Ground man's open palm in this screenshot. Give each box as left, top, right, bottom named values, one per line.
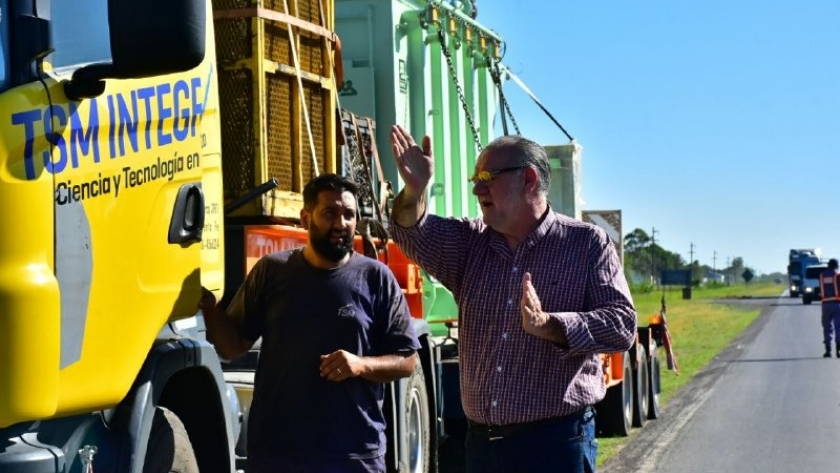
left=390, top=125, right=433, bottom=194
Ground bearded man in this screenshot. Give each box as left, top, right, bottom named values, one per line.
left=201, top=173, right=420, bottom=473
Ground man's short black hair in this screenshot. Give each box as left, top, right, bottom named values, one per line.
left=829, top=258, right=839, bottom=270
left=302, top=173, right=359, bottom=209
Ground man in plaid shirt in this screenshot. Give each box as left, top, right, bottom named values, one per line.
left=389, top=125, right=637, bottom=473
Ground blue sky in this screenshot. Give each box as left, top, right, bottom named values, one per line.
left=477, top=1, right=840, bottom=275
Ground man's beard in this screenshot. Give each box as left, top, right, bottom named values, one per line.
left=310, top=224, right=354, bottom=262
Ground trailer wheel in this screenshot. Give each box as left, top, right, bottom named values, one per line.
left=405, top=362, right=430, bottom=473
left=647, top=342, right=661, bottom=420
left=596, top=353, right=633, bottom=437
left=632, top=348, right=649, bottom=428
left=143, top=407, right=199, bottom=473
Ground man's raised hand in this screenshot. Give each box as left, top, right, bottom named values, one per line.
left=390, top=125, right=433, bottom=196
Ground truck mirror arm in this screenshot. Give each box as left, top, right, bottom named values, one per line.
left=224, top=178, right=280, bottom=216
left=63, top=63, right=112, bottom=100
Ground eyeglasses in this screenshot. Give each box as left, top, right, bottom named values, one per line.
left=468, top=166, right=526, bottom=185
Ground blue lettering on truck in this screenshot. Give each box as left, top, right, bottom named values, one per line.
left=11, top=76, right=205, bottom=180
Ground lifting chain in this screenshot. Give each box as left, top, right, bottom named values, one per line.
left=436, top=25, right=484, bottom=153
left=489, top=59, right=521, bottom=136
left=469, top=0, right=478, bottom=19
left=341, top=115, right=376, bottom=218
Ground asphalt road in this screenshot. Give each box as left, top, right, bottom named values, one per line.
left=602, top=294, right=840, bottom=473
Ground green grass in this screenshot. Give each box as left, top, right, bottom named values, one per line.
left=596, top=281, right=785, bottom=465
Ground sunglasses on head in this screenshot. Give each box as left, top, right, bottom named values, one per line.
left=468, top=166, right=527, bottom=185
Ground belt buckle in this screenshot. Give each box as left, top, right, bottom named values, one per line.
left=488, top=427, right=503, bottom=441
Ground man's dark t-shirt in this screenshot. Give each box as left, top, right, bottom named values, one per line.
left=226, top=249, right=420, bottom=462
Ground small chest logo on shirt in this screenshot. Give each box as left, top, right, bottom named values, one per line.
left=338, top=305, right=356, bottom=318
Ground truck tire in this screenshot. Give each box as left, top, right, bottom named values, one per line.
left=596, top=353, right=633, bottom=437
left=647, top=342, right=662, bottom=420
left=631, top=348, right=649, bottom=428
left=639, top=330, right=662, bottom=420
left=143, top=407, right=199, bottom=473
left=404, top=362, right=430, bottom=473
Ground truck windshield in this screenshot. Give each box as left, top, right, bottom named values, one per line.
left=0, top=0, right=9, bottom=92
left=806, top=266, right=827, bottom=279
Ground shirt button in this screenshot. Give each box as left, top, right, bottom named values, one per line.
left=513, top=266, right=519, bottom=273
left=491, top=400, right=498, bottom=408
left=507, top=298, right=513, bottom=306
left=502, top=332, right=508, bottom=340
left=497, top=366, right=503, bottom=372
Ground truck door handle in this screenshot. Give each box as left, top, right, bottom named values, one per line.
left=169, top=183, right=205, bottom=244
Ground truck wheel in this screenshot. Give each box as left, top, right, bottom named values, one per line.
left=405, top=362, right=430, bottom=473
left=596, top=353, right=633, bottom=437
left=143, top=407, right=199, bottom=473
left=647, top=343, right=662, bottom=420
left=632, top=348, right=649, bottom=428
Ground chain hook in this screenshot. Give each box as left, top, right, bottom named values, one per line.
left=436, top=22, right=483, bottom=153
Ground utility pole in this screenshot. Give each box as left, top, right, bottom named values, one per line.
left=650, top=227, right=658, bottom=285
left=689, top=242, right=695, bottom=281
left=713, top=251, right=717, bottom=278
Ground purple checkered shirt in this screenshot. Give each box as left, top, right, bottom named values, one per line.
left=392, top=209, right=637, bottom=425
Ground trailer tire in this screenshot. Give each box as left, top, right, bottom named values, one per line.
left=405, top=362, right=430, bottom=473
left=596, top=353, right=633, bottom=437
left=143, top=407, right=199, bottom=473
left=632, top=348, right=649, bottom=428
left=647, top=343, right=661, bottom=420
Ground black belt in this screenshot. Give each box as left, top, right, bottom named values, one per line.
left=467, top=406, right=593, bottom=439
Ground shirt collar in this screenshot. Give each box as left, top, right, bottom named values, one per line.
left=523, top=206, right=556, bottom=248
left=487, top=205, right=556, bottom=252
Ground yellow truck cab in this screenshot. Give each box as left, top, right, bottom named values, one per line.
left=0, top=1, right=237, bottom=472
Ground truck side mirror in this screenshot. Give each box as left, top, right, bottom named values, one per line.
left=64, top=0, right=206, bottom=100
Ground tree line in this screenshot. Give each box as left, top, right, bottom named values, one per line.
left=622, top=228, right=767, bottom=287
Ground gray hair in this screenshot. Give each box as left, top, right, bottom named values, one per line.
left=482, top=135, right=551, bottom=194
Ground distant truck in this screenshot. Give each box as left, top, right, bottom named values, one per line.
left=788, top=249, right=822, bottom=298
left=802, top=262, right=829, bottom=305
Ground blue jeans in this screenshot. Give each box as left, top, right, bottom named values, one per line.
left=823, top=302, right=840, bottom=348
left=465, top=407, right=598, bottom=473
